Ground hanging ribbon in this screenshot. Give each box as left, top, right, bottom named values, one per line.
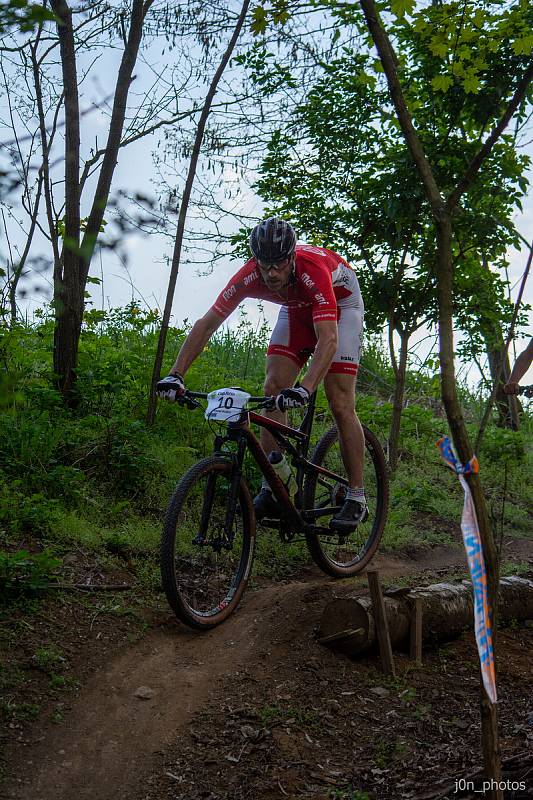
left=437, top=436, right=497, bottom=704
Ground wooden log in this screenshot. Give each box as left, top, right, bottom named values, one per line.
left=319, top=576, right=533, bottom=657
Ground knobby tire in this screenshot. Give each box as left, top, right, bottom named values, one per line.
left=303, top=425, right=388, bottom=577
left=160, top=456, right=255, bottom=629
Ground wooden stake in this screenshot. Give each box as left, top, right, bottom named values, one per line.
left=409, top=597, right=423, bottom=665
left=367, top=569, right=395, bottom=676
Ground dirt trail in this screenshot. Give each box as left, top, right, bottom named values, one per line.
left=5, top=582, right=297, bottom=800
left=4, top=544, right=528, bottom=800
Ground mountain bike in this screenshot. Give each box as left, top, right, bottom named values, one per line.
left=160, top=387, right=388, bottom=629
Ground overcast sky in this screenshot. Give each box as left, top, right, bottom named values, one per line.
left=2, top=5, right=532, bottom=384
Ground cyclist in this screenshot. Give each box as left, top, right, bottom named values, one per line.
left=504, top=337, right=533, bottom=394
left=156, top=217, right=366, bottom=531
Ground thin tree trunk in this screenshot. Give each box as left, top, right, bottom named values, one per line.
left=79, top=0, right=153, bottom=284
left=7, top=170, right=44, bottom=326
left=388, top=327, right=409, bottom=473
left=356, top=2, right=533, bottom=795
left=485, top=338, right=518, bottom=428
left=434, top=214, right=502, bottom=790
left=51, top=0, right=81, bottom=403
left=480, top=257, right=520, bottom=429
left=51, top=0, right=153, bottom=402
left=31, top=34, right=62, bottom=282
left=476, top=244, right=532, bottom=449
left=146, top=0, right=251, bottom=426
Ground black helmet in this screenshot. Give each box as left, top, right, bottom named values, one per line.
left=249, top=217, right=296, bottom=263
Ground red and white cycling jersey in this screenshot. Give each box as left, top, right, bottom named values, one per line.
left=211, top=244, right=364, bottom=375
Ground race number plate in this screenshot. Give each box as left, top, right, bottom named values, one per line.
left=205, top=388, right=251, bottom=423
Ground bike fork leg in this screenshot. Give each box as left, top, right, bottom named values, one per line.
left=223, top=439, right=247, bottom=546
left=194, top=471, right=217, bottom=544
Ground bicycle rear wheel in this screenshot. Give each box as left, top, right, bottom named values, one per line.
left=160, top=456, right=255, bottom=629
left=303, top=425, right=388, bottom=577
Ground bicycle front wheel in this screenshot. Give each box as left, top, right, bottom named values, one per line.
left=160, top=456, right=255, bottom=629
left=303, top=425, right=388, bottom=577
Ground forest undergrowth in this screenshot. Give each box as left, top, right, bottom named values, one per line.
left=0, top=303, right=531, bottom=597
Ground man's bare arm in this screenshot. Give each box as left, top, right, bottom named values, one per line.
left=300, top=319, right=338, bottom=393
left=170, top=309, right=224, bottom=377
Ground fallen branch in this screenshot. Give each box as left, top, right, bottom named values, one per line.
left=45, top=582, right=132, bottom=591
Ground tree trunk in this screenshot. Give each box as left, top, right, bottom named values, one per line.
left=319, top=576, right=533, bottom=657
left=51, top=0, right=81, bottom=404
left=355, top=3, right=533, bottom=793
left=388, top=327, right=409, bottom=473
left=434, top=211, right=503, bottom=792
left=52, top=0, right=152, bottom=403
left=146, top=0, right=251, bottom=426
left=485, top=338, right=520, bottom=429
left=476, top=243, right=532, bottom=449
left=480, top=257, right=520, bottom=429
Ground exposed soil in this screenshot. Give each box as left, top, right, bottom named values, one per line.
left=1, top=537, right=532, bottom=800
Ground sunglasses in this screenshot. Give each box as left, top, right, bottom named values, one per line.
left=255, top=255, right=292, bottom=272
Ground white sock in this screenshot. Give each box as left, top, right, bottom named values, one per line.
left=346, top=487, right=366, bottom=505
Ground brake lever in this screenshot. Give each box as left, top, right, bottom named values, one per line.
left=178, top=394, right=200, bottom=410
left=259, top=396, right=276, bottom=411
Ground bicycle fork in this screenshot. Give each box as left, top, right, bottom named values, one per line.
left=194, top=438, right=246, bottom=550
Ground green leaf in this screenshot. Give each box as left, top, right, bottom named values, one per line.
left=431, top=74, right=453, bottom=93
left=86, top=276, right=102, bottom=285
left=512, top=35, right=533, bottom=56
left=429, top=40, right=448, bottom=59
left=391, top=0, right=415, bottom=18
left=250, top=5, right=268, bottom=36
left=373, top=58, right=384, bottom=73
left=462, top=73, right=481, bottom=94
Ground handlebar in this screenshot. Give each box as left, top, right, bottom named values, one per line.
left=179, top=390, right=276, bottom=411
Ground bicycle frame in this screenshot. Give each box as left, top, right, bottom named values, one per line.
left=210, top=391, right=349, bottom=536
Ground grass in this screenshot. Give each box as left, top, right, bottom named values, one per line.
left=254, top=703, right=321, bottom=730
left=0, top=307, right=531, bottom=595
left=33, top=645, right=66, bottom=675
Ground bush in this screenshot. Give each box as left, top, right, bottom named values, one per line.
left=0, top=549, right=62, bottom=596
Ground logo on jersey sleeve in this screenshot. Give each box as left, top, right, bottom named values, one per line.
left=301, top=272, right=328, bottom=306
left=222, top=285, right=237, bottom=302
left=244, top=269, right=259, bottom=287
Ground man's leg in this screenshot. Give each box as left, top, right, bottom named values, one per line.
left=324, top=371, right=367, bottom=530
left=323, top=372, right=364, bottom=488
left=253, top=354, right=301, bottom=519
left=261, top=354, right=302, bottom=455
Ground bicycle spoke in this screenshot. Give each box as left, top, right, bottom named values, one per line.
left=303, top=425, right=388, bottom=576
left=161, top=458, right=255, bottom=627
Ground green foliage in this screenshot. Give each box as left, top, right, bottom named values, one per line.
left=0, top=0, right=55, bottom=33
left=33, top=645, right=66, bottom=675
left=0, top=307, right=530, bottom=586
left=329, top=790, right=370, bottom=800
left=0, top=549, right=61, bottom=596
left=479, top=426, right=526, bottom=464
left=251, top=4, right=530, bottom=363
left=250, top=1, right=290, bottom=35
left=0, top=481, right=61, bottom=536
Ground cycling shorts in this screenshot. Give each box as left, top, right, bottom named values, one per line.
left=267, top=303, right=364, bottom=376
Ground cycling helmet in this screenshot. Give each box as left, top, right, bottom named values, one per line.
left=249, top=217, right=296, bottom=263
